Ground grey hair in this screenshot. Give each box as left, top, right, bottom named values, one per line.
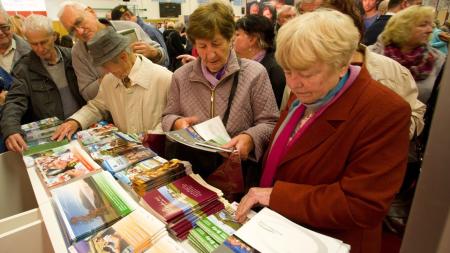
left=0, top=8, right=9, bottom=24
left=23, top=14, right=53, bottom=35
left=57, top=1, right=87, bottom=19
left=277, top=5, right=296, bottom=18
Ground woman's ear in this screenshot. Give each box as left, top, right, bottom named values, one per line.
left=249, top=34, right=258, bottom=48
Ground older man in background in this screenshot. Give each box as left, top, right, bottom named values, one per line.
left=53, top=27, right=172, bottom=140
left=276, top=5, right=296, bottom=32
left=57, top=1, right=167, bottom=101
left=0, top=9, right=30, bottom=104
left=1, top=15, right=85, bottom=152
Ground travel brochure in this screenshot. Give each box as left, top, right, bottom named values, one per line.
left=165, top=117, right=233, bottom=153
left=51, top=171, right=138, bottom=244
left=70, top=207, right=167, bottom=253
left=22, top=119, right=350, bottom=253
left=30, top=141, right=101, bottom=189
left=21, top=117, right=63, bottom=151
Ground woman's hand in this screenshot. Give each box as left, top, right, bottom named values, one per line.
left=222, top=133, right=254, bottom=160
left=173, top=116, right=199, bottom=130
left=235, top=187, right=272, bottom=223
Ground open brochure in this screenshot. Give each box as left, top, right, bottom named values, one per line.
left=228, top=208, right=351, bottom=253
left=117, top=28, right=141, bottom=44
left=165, top=117, right=232, bottom=153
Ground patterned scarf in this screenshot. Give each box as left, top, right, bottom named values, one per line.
left=384, top=44, right=435, bottom=81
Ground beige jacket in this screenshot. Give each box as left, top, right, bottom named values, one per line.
left=281, top=47, right=425, bottom=138
left=70, top=55, right=172, bottom=133
left=363, top=47, right=425, bottom=138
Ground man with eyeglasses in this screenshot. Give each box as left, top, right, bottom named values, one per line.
left=0, top=9, right=30, bottom=103
left=0, top=15, right=85, bottom=152
left=57, top=1, right=168, bottom=101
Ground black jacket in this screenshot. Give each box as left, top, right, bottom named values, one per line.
left=363, top=15, right=392, bottom=46
left=260, top=52, right=286, bottom=109
left=1, top=46, right=85, bottom=139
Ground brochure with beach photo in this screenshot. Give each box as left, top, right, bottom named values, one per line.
left=30, top=141, right=101, bottom=189
left=165, top=116, right=232, bottom=153
left=51, top=171, right=138, bottom=243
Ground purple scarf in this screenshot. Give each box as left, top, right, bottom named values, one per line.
left=384, top=44, right=435, bottom=81
left=259, top=65, right=361, bottom=187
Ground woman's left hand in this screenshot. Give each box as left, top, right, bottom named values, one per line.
left=235, top=187, right=272, bottom=223
left=222, top=133, right=254, bottom=160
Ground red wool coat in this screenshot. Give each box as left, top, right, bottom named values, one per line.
left=267, top=67, right=411, bottom=253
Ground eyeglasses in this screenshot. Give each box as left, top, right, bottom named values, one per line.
left=0, top=25, right=11, bottom=33
left=67, top=16, right=86, bottom=36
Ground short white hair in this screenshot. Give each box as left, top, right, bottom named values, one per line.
left=23, top=14, right=53, bottom=35
left=57, top=1, right=87, bottom=19
left=276, top=9, right=359, bottom=71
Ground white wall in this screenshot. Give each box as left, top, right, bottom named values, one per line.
left=45, top=0, right=244, bottom=21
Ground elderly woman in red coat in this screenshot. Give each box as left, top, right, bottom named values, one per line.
left=236, top=10, right=411, bottom=253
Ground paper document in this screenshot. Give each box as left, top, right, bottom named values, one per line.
left=234, top=208, right=350, bottom=253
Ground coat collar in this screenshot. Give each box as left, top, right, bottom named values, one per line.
left=28, top=46, right=70, bottom=78
left=278, top=67, right=372, bottom=166
left=188, top=49, right=240, bottom=87
left=114, top=54, right=154, bottom=89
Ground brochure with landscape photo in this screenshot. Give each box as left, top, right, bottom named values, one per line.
left=51, top=171, right=138, bottom=243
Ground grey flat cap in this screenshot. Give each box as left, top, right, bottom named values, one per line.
left=87, top=26, right=130, bottom=66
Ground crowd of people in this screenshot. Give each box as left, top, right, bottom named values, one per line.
left=0, top=0, right=448, bottom=252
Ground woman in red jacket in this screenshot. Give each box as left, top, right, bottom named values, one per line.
left=236, top=10, right=411, bottom=253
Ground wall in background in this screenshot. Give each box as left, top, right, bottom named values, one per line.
left=43, top=0, right=243, bottom=20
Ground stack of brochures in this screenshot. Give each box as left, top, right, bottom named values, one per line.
left=188, top=208, right=242, bottom=253
left=76, top=126, right=157, bottom=174
left=142, top=174, right=225, bottom=240
left=21, top=117, right=62, bottom=146
left=51, top=171, right=139, bottom=244
left=26, top=141, right=101, bottom=189
left=165, top=117, right=233, bottom=153
left=215, top=207, right=351, bottom=253
left=69, top=207, right=167, bottom=253
left=122, top=158, right=187, bottom=196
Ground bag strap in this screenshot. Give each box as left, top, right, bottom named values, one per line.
left=222, top=59, right=240, bottom=126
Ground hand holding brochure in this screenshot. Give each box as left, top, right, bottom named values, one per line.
left=166, top=117, right=233, bottom=153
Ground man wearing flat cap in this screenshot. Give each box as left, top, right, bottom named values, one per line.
left=52, top=27, right=172, bottom=140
